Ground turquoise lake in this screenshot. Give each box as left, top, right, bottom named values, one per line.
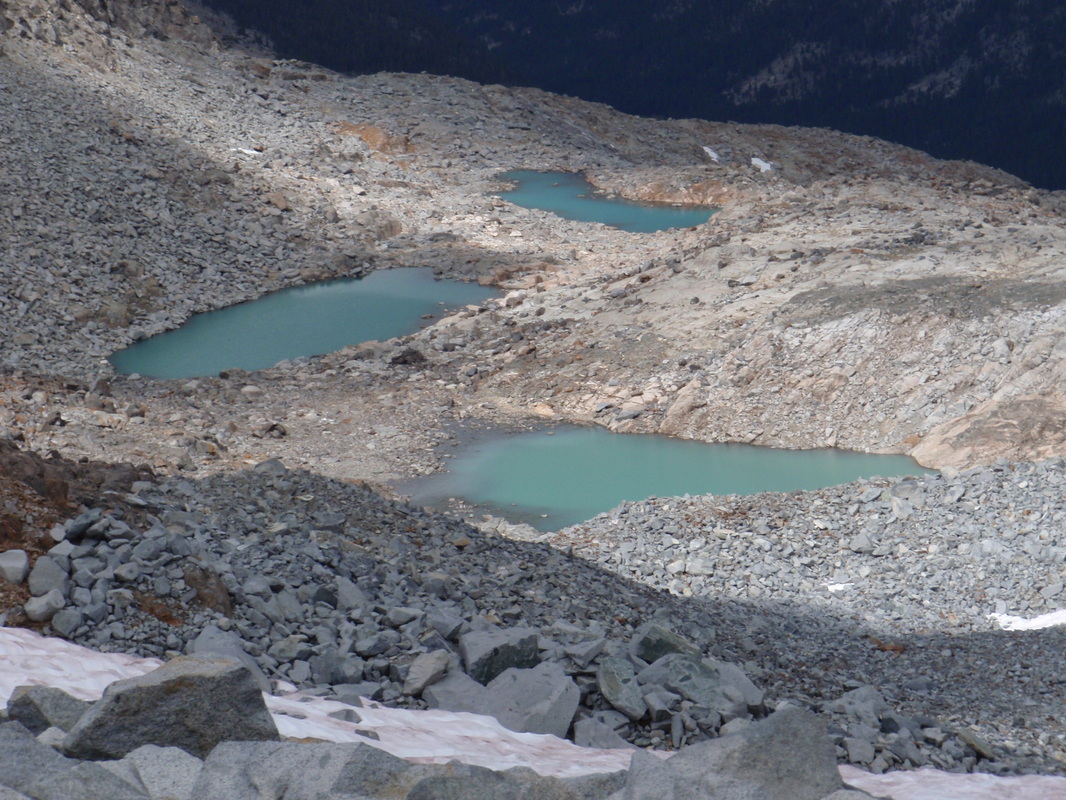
left=497, top=170, right=716, bottom=233
left=109, top=268, right=497, bottom=379
left=407, top=426, right=936, bottom=531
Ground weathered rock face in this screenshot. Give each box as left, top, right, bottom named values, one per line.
left=61, top=657, right=279, bottom=759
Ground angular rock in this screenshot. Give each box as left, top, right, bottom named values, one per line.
left=28, top=556, right=67, bottom=598
left=597, top=656, right=646, bottom=721
left=0, top=550, right=30, bottom=584
left=483, top=661, right=581, bottom=738
left=637, top=654, right=754, bottom=720
left=24, top=589, right=65, bottom=622
left=26, top=761, right=150, bottom=800
left=459, top=627, right=539, bottom=684
left=6, top=686, right=91, bottom=735
left=124, top=744, right=203, bottom=800
left=50, top=608, right=84, bottom=639
left=616, top=706, right=841, bottom=800
left=827, top=686, right=890, bottom=729
left=0, top=722, right=78, bottom=794
left=62, top=657, right=279, bottom=759
left=402, top=650, right=451, bottom=696
left=629, top=623, right=700, bottom=665
left=189, top=625, right=270, bottom=692
left=573, top=717, right=637, bottom=750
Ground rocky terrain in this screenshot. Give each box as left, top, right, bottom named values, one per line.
left=0, top=0, right=1064, bottom=793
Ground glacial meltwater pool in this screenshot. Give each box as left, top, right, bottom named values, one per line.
left=109, top=268, right=497, bottom=379
left=406, top=426, right=936, bottom=531
left=497, top=170, right=716, bottom=233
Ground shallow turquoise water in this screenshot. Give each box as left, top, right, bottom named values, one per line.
left=497, top=170, right=716, bottom=233
left=407, top=426, right=936, bottom=531
left=109, top=268, right=497, bottom=379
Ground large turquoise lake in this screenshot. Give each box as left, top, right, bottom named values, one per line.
left=407, top=426, right=936, bottom=531
left=497, top=170, right=716, bottom=233
left=109, top=268, right=497, bottom=379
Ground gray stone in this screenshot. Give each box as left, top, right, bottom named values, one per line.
left=0, top=787, right=32, bottom=800
left=0, top=722, right=78, bottom=794
left=0, top=550, right=29, bottom=584
left=459, top=627, right=539, bottom=684
left=844, top=737, right=876, bottom=765
left=28, top=556, right=67, bottom=598
left=125, top=745, right=203, bottom=800
left=46, top=541, right=75, bottom=572
left=427, top=610, right=464, bottom=640
left=615, top=706, right=841, bottom=800
left=26, top=761, right=149, bottom=800
left=637, top=654, right=750, bottom=720
left=573, top=717, right=637, bottom=750
left=62, top=657, right=279, bottom=760
left=629, top=622, right=700, bottom=665
left=422, top=671, right=490, bottom=714
left=24, top=589, right=65, bottom=622
left=822, top=792, right=881, bottom=800
left=6, top=686, right=91, bottom=735
left=189, top=625, right=270, bottom=692
left=114, top=562, right=142, bottom=582
left=402, top=650, right=451, bottom=696
left=51, top=608, right=84, bottom=638
left=827, top=686, right=890, bottom=729
left=597, top=656, right=646, bottom=721
left=189, top=741, right=420, bottom=800
left=482, top=661, right=581, bottom=738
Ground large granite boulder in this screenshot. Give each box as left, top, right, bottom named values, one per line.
left=61, top=657, right=278, bottom=759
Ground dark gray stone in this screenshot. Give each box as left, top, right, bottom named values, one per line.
left=597, top=657, right=646, bottom=721
left=62, top=657, right=279, bottom=759
left=422, top=671, right=490, bottom=714
left=629, top=623, right=700, bottom=665
left=573, top=717, right=637, bottom=750
left=51, top=608, right=84, bottom=638
left=459, top=628, right=539, bottom=684
left=402, top=650, right=451, bottom=696
left=6, top=686, right=91, bottom=734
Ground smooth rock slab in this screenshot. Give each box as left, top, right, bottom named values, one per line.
left=61, top=657, right=279, bottom=759
left=26, top=761, right=149, bottom=800
left=628, top=622, right=700, bottom=665
left=0, top=722, right=77, bottom=794
left=28, top=556, right=67, bottom=598
left=124, top=744, right=203, bottom=800
left=597, top=656, right=646, bottom=721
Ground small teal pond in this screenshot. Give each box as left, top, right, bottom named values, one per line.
left=109, top=268, right=497, bottom=379
left=407, top=426, right=936, bottom=531
left=497, top=170, right=716, bottom=233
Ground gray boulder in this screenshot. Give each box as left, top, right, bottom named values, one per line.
left=826, top=686, right=890, bottom=729
left=402, top=650, right=451, bottom=696
left=25, top=761, right=150, bottom=800
left=573, top=717, right=637, bottom=750
left=189, top=625, right=270, bottom=691
left=637, top=654, right=758, bottom=720
left=189, top=741, right=423, bottom=800
left=27, top=556, right=67, bottom=598
left=24, top=589, right=65, bottom=622
left=483, top=661, right=581, bottom=738
left=459, top=627, right=539, bottom=684
left=0, top=550, right=29, bottom=584
left=611, top=706, right=842, bottom=800
left=6, top=686, right=91, bottom=734
left=124, top=745, right=203, bottom=800
left=425, top=662, right=580, bottom=738
left=597, top=657, right=646, bottom=721
left=629, top=623, right=700, bottom=665
left=0, top=722, right=78, bottom=795
left=62, top=657, right=279, bottom=759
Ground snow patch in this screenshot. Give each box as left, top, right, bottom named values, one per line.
left=752, top=157, right=774, bottom=173
left=703, top=146, right=721, bottom=162
left=988, top=608, right=1066, bottom=631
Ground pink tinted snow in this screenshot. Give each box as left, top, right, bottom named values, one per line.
left=1, top=628, right=1064, bottom=799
